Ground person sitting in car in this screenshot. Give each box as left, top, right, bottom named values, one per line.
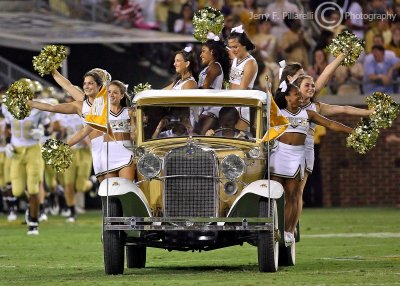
left=205, top=107, right=252, bottom=139
left=151, top=107, right=192, bottom=138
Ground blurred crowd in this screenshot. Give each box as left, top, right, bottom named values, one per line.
left=44, top=0, right=400, bottom=95
left=71, top=0, right=400, bottom=95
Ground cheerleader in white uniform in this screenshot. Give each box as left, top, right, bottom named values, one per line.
left=271, top=81, right=353, bottom=244
left=97, top=80, right=135, bottom=180
left=293, top=75, right=373, bottom=205
left=196, top=32, right=231, bottom=134
left=164, top=46, right=197, bottom=90
left=28, top=70, right=106, bottom=177
left=227, top=25, right=258, bottom=131
left=162, top=46, right=197, bottom=134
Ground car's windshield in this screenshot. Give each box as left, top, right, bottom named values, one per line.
left=141, top=105, right=256, bottom=142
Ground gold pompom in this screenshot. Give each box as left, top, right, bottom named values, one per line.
left=3, top=79, right=34, bottom=120
left=366, top=92, right=400, bottom=129
left=346, top=118, right=379, bottom=154
left=326, top=30, right=364, bottom=66
left=41, top=139, right=73, bottom=173
left=33, top=45, right=68, bottom=77
left=193, top=7, right=224, bottom=43
left=133, top=82, right=152, bottom=95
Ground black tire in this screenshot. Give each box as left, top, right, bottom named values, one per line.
left=257, top=198, right=279, bottom=272
left=102, top=197, right=125, bottom=275
left=126, top=245, right=147, bottom=268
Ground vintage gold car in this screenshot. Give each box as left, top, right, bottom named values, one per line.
left=99, top=89, right=296, bottom=275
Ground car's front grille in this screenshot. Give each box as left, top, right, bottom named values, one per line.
left=164, top=145, right=218, bottom=217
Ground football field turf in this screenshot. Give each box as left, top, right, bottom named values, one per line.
left=0, top=208, right=399, bottom=285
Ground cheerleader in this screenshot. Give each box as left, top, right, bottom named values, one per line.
left=164, top=46, right=197, bottom=90
left=28, top=70, right=105, bottom=178
left=68, top=80, right=135, bottom=182
left=293, top=75, right=373, bottom=210
left=198, top=33, right=230, bottom=89
left=228, top=25, right=258, bottom=90
left=271, top=82, right=352, bottom=244
left=97, top=80, right=135, bottom=181
left=196, top=32, right=230, bottom=134
left=227, top=25, right=258, bottom=131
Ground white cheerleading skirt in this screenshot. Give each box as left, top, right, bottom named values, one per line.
left=305, top=135, right=315, bottom=173
left=270, top=141, right=305, bottom=180
left=98, top=140, right=134, bottom=176
left=90, top=136, right=103, bottom=176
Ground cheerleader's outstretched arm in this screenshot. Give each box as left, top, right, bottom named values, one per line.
left=52, top=69, right=85, bottom=101
left=318, top=102, right=374, bottom=117
left=315, top=54, right=345, bottom=97
left=307, top=110, right=352, bottom=134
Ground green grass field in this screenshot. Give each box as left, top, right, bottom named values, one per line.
left=0, top=208, right=399, bottom=286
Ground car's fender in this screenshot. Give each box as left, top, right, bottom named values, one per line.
left=99, top=177, right=151, bottom=217
left=227, top=180, right=283, bottom=218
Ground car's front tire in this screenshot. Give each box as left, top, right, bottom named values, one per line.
left=257, top=198, right=279, bottom=272
left=102, top=197, right=125, bottom=275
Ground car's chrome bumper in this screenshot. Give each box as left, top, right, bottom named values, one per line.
left=104, top=216, right=273, bottom=231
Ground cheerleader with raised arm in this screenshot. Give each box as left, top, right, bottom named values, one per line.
left=277, top=53, right=372, bottom=200
left=293, top=75, right=373, bottom=209
left=270, top=81, right=352, bottom=245
left=67, top=80, right=135, bottom=182
left=28, top=70, right=105, bottom=178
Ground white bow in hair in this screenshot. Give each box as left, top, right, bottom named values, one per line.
left=278, top=60, right=286, bottom=81
left=279, top=80, right=288, bottom=92
left=184, top=46, right=192, bottom=53
left=231, top=25, right=244, bottom=34
left=207, top=32, right=220, bottom=41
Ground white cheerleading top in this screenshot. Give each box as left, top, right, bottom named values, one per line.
left=281, top=108, right=309, bottom=135
left=81, top=98, right=92, bottom=120
left=302, top=102, right=317, bottom=134
left=172, top=76, right=196, bottom=90
left=198, top=62, right=224, bottom=89
left=109, top=107, right=131, bottom=134
left=229, top=55, right=257, bottom=88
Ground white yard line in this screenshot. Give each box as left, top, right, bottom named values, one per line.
left=302, top=232, right=400, bottom=238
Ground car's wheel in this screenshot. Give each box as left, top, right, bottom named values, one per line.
left=102, top=197, right=125, bottom=275
left=126, top=245, right=146, bottom=268
left=257, top=198, right=279, bottom=272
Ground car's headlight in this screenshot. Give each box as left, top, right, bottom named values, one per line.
left=137, top=154, right=162, bottom=179
left=247, top=147, right=261, bottom=158
left=221, top=154, right=245, bottom=180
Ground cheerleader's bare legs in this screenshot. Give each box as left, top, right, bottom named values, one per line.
left=271, top=175, right=302, bottom=234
